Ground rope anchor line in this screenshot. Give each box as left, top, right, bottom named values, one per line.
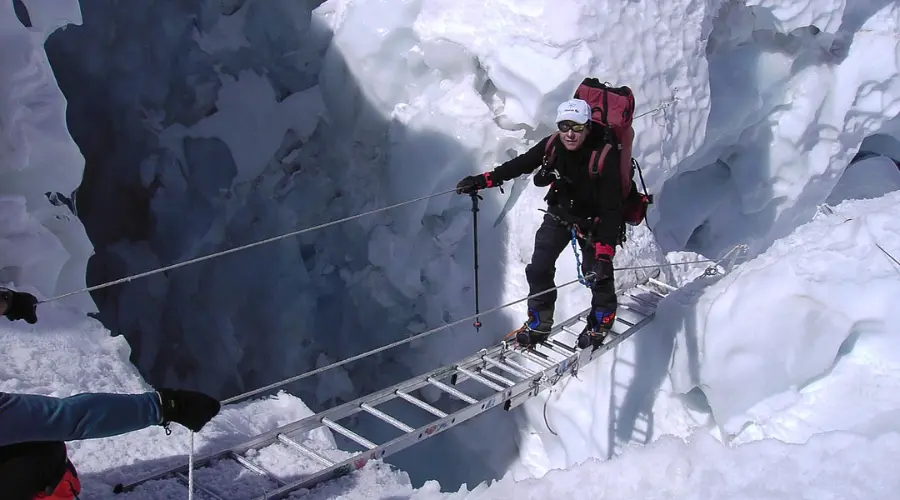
left=39, top=188, right=458, bottom=304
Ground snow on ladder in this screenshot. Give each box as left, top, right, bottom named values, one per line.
left=114, top=278, right=672, bottom=500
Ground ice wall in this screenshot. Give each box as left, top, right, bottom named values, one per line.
left=652, top=0, right=900, bottom=258
left=0, top=0, right=95, bottom=314
left=41, top=0, right=519, bottom=490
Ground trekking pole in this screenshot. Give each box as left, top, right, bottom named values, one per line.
left=470, top=192, right=483, bottom=331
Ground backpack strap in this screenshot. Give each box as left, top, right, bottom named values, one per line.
left=588, top=144, right=612, bottom=177
left=542, top=132, right=559, bottom=169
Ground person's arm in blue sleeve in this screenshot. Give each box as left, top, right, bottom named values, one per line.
left=0, top=391, right=163, bottom=447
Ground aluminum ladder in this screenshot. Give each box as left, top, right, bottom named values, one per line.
left=114, top=277, right=672, bottom=499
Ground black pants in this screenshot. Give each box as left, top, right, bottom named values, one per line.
left=525, top=210, right=617, bottom=323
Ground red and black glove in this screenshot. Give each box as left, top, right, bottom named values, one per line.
left=590, top=243, right=615, bottom=282
left=456, top=172, right=501, bottom=195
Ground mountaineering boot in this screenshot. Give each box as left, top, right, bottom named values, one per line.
left=157, top=388, right=221, bottom=433
left=577, top=308, right=616, bottom=350
left=512, top=308, right=553, bottom=347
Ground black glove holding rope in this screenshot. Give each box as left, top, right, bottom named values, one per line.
left=0, top=288, right=38, bottom=324
left=455, top=172, right=502, bottom=195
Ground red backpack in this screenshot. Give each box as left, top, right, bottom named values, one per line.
left=543, top=78, right=653, bottom=233
left=34, top=459, right=80, bottom=500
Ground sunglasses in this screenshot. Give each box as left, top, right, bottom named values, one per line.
left=557, top=121, right=586, bottom=133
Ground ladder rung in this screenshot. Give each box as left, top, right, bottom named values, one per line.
left=614, top=315, right=635, bottom=327
left=619, top=302, right=652, bottom=320
left=476, top=366, right=515, bottom=387
left=638, top=283, right=669, bottom=299
left=360, top=402, right=415, bottom=433
left=501, top=356, right=538, bottom=376
left=427, top=376, right=479, bottom=404
left=482, top=356, right=531, bottom=379
left=395, top=390, right=447, bottom=418
left=321, top=418, right=377, bottom=450
left=516, top=348, right=555, bottom=369
left=561, top=326, right=582, bottom=337
left=614, top=306, right=647, bottom=326
left=542, top=340, right=574, bottom=357
left=626, top=292, right=657, bottom=312
left=620, top=296, right=652, bottom=312
left=277, top=434, right=334, bottom=467
left=229, top=451, right=286, bottom=486
left=648, top=277, right=678, bottom=292
left=534, top=343, right=568, bottom=361
left=550, top=338, right=576, bottom=353
left=175, top=473, right=224, bottom=500
left=456, top=366, right=505, bottom=391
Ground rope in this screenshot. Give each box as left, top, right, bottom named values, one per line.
left=38, top=188, right=458, bottom=304
left=220, top=254, right=738, bottom=405
left=188, top=431, right=194, bottom=500
left=633, top=94, right=680, bottom=120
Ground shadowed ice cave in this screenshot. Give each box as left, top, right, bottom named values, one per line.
left=42, top=0, right=518, bottom=490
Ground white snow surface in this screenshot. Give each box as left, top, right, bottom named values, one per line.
left=2, top=0, right=900, bottom=498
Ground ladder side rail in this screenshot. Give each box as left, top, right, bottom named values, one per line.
left=257, top=311, right=660, bottom=500
left=116, top=341, right=507, bottom=492
left=120, top=280, right=664, bottom=494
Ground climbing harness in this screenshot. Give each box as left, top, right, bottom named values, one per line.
left=569, top=227, right=591, bottom=287
left=536, top=208, right=593, bottom=288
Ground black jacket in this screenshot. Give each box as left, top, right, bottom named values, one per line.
left=489, top=130, right=624, bottom=246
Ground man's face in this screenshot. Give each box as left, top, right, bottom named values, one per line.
left=557, top=121, right=588, bottom=150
